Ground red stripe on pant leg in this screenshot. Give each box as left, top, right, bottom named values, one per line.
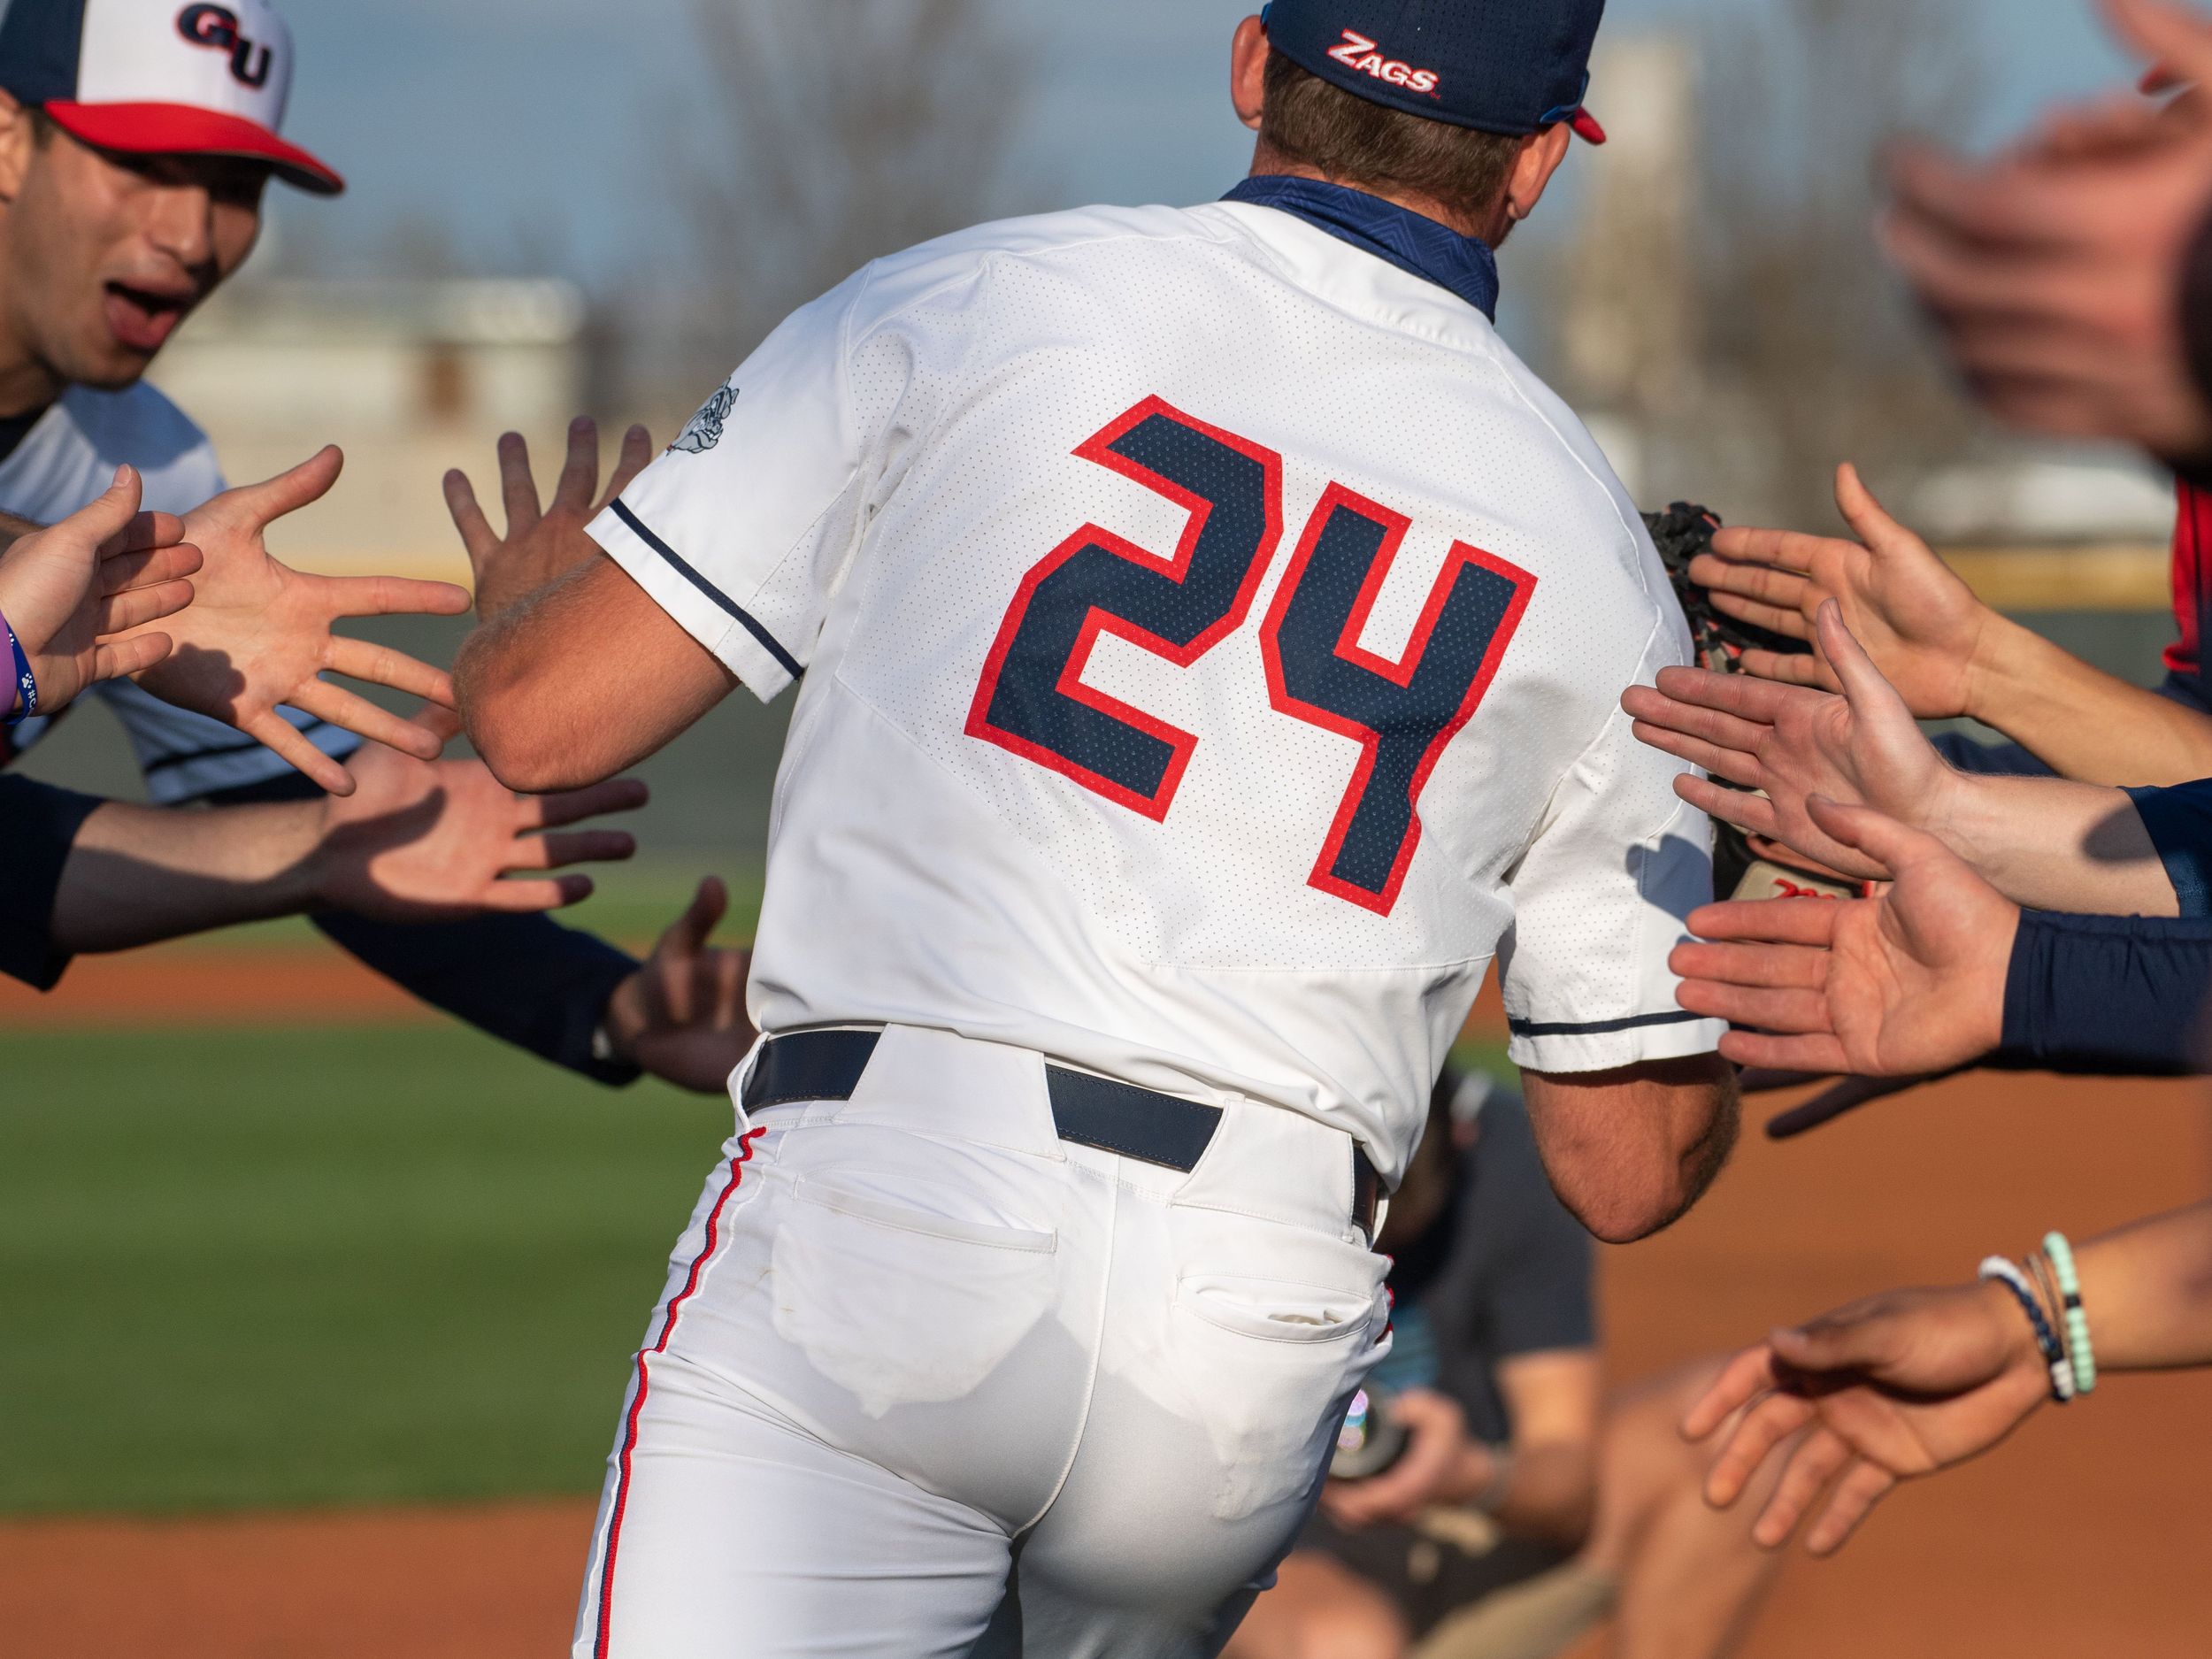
left=595, top=1128, right=766, bottom=1658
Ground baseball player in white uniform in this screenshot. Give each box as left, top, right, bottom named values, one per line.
left=460, top=3, right=1738, bottom=1653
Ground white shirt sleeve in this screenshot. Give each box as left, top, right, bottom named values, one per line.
left=1496, top=615, right=1727, bottom=1075
left=588, top=267, right=899, bottom=703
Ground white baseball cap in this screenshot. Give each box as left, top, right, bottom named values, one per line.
left=0, top=0, right=340, bottom=194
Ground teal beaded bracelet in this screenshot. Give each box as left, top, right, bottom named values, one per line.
left=2042, top=1233, right=2097, bottom=1397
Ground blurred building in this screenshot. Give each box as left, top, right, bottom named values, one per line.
left=149, top=279, right=589, bottom=580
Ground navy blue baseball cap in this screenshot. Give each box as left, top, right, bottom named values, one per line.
left=1261, top=0, right=1609, bottom=144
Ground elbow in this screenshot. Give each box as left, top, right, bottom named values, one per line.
left=1551, top=1166, right=1694, bottom=1245
left=456, top=648, right=586, bottom=795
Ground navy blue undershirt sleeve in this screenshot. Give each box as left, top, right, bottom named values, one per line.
left=1999, top=910, right=2212, bottom=1075
left=2124, top=781, right=2212, bottom=919
left=1928, top=731, right=2054, bottom=779
left=0, top=774, right=104, bottom=990
left=204, top=772, right=643, bottom=1085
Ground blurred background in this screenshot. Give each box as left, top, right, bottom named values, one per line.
left=3, top=1, right=2208, bottom=1655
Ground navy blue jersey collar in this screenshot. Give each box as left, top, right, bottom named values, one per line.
left=1222, top=174, right=1500, bottom=321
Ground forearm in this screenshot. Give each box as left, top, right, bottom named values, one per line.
left=1486, top=1440, right=1595, bottom=1550
left=51, top=799, right=324, bottom=952
left=2076, top=1202, right=2212, bottom=1372
left=1524, top=1056, right=1741, bottom=1243
left=1968, top=615, right=2212, bottom=786
left=0, top=509, right=40, bottom=553
left=1939, top=773, right=2178, bottom=916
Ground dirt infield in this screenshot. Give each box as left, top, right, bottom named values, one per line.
left=0, top=942, right=435, bottom=1027
left=4, top=1008, right=2208, bottom=1654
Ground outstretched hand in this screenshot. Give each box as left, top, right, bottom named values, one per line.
left=445, top=418, right=654, bottom=623
left=1683, top=1280, right=2050, bottom=1555
left=1686, top=465, right=1991, bottom=719
left=0, top=467, right=201, bottom=718
left=1672, top=797, right=2017, bottom=1077
left=600, top=876, right=757, bottom=1094
left=312, top=704, right=649, bottom=923
left=1625, top=603, right=1961, bottom=879
left=118, top=448, right=472, bottom=795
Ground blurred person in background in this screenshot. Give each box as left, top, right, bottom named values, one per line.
left=1226, top=1070, right=1784, bottom=1659
left=0, top=0, right=756, bottom=1091
left=1682, top=1201, right=2212, bottom=1559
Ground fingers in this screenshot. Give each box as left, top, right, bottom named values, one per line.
left=1675, top=977, right=1834, bottom=1033
left=442, top=469, right=499, bottom=572
left=322, top=573, right=473, bottom=621
left=90, top=631, right=173, bottom=683
left=1687, top=552, right=1816, bottom=618
left=1717, top=1029, right=1852, bottom=1072
left=1753, top=1426, right=1855, bottom=1548
left=602, top=424, right=654, bottom=507
left=1682, top=1345, right=1778, bottom=1443
left=476, top=874, right=596, bottom=913
left=1831, top=465, right=1924, bottom=565
left=1646, top=664, right=1798, bottom=723
left=287, top=680, right=447, bottom=760
left=498, top=432, right=541, bottom=538
left=99, top=508, right=188, bottom=558
left=325, top=634, right=457, bottom=704
left=521, top=775, right=652, bottom=830
left=1705, top=1390, right=1813, bottom=1508
left=93, top=576, right=195, bottom=635
left=1737, top=649, right=1834, bottom=690
left=1686, top=897, right=1845, bottom=946
left=1812, top=602, right=1896, bottom=714
left=1801, top=795, right=1927, bottom=879
left=1675, top=773, right=1782, bottom=836
left=507, top=829, right=639, bottom=871
left=1707, top=590, right=1815, bottom=641
left=235, top=447, right=345, bottom=528
left=99, top=539, right=202, bottom=595
left=1707, top=524, right=1824, bottom=576
left=1638, top=726, right=1767, bottom=791
left=550, top=418, right=603, bottom=517
left=1804, top=1460, right=1898, bottom=1556
left=67, top=465, right=148, bottom=547
left=661, top=875, right=732, bottom=959
left=408, top=702, right=465, bottom=746
left=243, top=710, right=357, bottom=796
left=1672, top=938, right=1831, bottom=994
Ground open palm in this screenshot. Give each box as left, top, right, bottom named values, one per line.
left=1625, top=603, right=1957, bottom=879
left=127, top=447, right=472, bottom=795
left=1685, top=1282, right=2052, bottom=1555
left=0, top=468, right=200, bottom=718
left=1689, top=465, right=1991, bottom=719
left=1672, top=797, right=2017, bottom=1077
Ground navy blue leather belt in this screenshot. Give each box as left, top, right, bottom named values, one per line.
left=742, top=1028, right=1383, bottom=1239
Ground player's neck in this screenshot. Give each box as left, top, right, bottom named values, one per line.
left=1245, top=149, right=1499, bottom=245
left=0, top=286, right=68, bottom=422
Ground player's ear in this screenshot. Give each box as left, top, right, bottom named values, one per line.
left=0, top=94, right=35, bottom=204
left=1502, top=123, right=1575, bottom=227
left=1231, top=15, right=1270, bottom=133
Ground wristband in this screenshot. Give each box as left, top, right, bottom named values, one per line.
left=1978, top=1256, right=2073, bottom=1404
left=2042, top=1233, right=2097, bottom=1397
left=2, top=607, right=35, bottom=728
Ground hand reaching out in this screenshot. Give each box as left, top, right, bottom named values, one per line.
left=1673, top=797, right=2018, bottom=1077
left=1624, top=603, right=1962, bottom=880
left=601, top=877, right=757, bottom=1094
left=122, top=447, right=473, bottom=795
left=1683, top=1280, right=2050, bottom=1555
left=312, top=705, right=649, bottom=923
left=1687, top=465, right=1992, bottom=719
left=445, top=418, right=654, bottom=623
left=0, top=467, right=201, bottom=718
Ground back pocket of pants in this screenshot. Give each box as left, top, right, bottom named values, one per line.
left=1176, top=1273, right=1377, bottom=1344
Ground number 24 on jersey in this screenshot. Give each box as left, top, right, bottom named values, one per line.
left=967, top=396, right=1535, bottom=918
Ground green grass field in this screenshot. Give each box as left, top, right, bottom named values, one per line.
left=0, top=1027, right=731, bottom=1517
left=2, top=1009, right=1509, bottom=1518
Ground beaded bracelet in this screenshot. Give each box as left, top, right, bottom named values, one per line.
left=1979, top=1256, right=2074, bottom=1404
left=2042, top=1233, right=2097, bottom=1397
left=2, top=607, right=35, bottom=729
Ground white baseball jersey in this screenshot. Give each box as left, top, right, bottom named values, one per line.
left=591, top=201, right=1723, bottom=1181
left=0, top=383, right=359, bottom=799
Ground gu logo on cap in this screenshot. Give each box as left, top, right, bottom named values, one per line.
left=0, top=0, right=342, bottom=194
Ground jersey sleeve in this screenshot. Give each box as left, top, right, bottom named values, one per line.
left=588, top=269, right=898, bottom=703
left=1496, top=617, right=1726, bottom=1075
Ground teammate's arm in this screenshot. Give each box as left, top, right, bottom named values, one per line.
left=1692, top=464, right=2212, bottom=787
left=1520, top=1056, right=1740, bottom=1243
left=458, top=552, right=739, bottom=793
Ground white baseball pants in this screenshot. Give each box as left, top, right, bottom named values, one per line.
left=572, top=1025, right=1390, bottom=1657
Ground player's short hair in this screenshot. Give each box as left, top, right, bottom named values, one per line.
left=1260, top=51, right=1524, bottom=224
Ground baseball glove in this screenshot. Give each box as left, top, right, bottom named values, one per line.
left=1642, top=502, right=1872, bottom=905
